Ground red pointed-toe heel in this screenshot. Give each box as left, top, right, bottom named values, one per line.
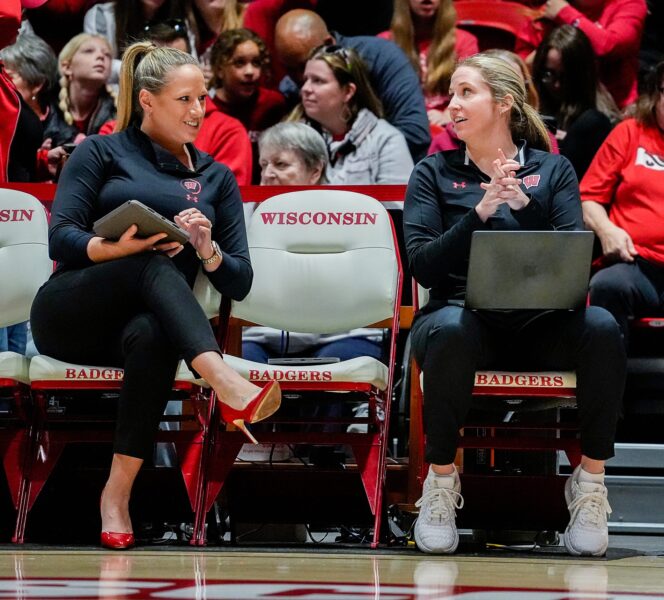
left=101, top=531, right=135, bottom=550
left=100, top=492, right=135, bottom=550
left=220, top=380, right=281, bottom=444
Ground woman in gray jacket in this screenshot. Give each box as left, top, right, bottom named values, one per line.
left=291, top=44, right=414, bottom=184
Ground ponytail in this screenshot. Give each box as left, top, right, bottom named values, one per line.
left=115, top=41, right=200, bottom=132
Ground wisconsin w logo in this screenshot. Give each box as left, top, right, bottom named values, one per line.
left=522, top=174, right=541, bottom=189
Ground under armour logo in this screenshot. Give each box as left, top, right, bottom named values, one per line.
left=452, top=181, right=466, bottom=189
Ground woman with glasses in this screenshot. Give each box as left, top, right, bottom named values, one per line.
left=405, top=52, right=624, bottom=557
left=292, top=45, right=414, bottom=184
left=583, top=60, right=664, bottom=343
left=378, top=0, right=478, bottom=128
left=532, top=25, right=616, bottom=179
left=207, top=28, right=287, bottom=183
left=84, top=0, right=194, bottom=82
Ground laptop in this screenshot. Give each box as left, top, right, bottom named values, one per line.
left=464, top=230, right=594, bottom=310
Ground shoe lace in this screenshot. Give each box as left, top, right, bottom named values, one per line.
left=415, top=486, right=464, bottom=523
left=568, top=483, right=612, bottom=527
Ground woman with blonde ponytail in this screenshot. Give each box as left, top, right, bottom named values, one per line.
left=30, top=40, right=281, bottom=550
left=41, top=33, right=116, bottom=178
left=405, top=52, right=623, bottom=557
left=378, top=0, right=478, bottom=127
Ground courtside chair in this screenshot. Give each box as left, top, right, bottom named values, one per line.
left=19, top=270, right=221, bottom=544
left=408, top=284, right=581, bottom=531
left=196, top=190, right=402, bottom=548
left=0, top=188, right=52, bottom=542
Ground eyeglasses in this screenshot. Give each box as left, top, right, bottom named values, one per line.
left=539, top=69, right=562, bottom=85
left=143, top=18, right=187, bottom=34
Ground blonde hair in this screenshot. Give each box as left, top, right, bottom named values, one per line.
left=389, top=0, right=457, bottom=96
left=115, top=41, right=200, bottom=132
left=483, top=48, right=540, bottom=110
left=57, top=33, right=115, bottom=126
left=459, top=53, right=552, bottom=151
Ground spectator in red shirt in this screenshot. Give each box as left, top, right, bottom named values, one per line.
left=196, top=101, right=253, bottom=185
left=208, top=28, right=287, bottom=182
left=378, top=0, right=479, bottom=127
left=583, top=61, right=664, bottom=341
left=517, top=0, right=647, bottom=109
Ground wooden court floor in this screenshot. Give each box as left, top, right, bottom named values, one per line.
left=1, top=539, right=663, bottom=599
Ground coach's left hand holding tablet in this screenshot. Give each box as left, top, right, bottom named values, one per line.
left=87, top=225, right=183, bottom=263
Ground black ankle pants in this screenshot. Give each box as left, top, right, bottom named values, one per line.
left=411, top=305, right=626, bottom=465
left=30, top=254, right=220, bottom=459
left=589, top=258, right=664, bottom=343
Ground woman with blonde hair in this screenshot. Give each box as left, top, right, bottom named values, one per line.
left=406, top=52, right=623, bottom=557
left=30, top=40, right=281, bottom=550
left=292, top=44, right=413, bottom=183
left=41, top=33, right=116, bottom=177
left=379, top=0, right=478, bottom=126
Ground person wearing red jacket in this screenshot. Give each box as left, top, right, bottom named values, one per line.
left=1, top=0, right=48, bottom=183
left=517, top=0, right=647, bottom=109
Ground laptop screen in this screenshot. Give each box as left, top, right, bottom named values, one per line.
left=464, top=231, right=594, bottom=310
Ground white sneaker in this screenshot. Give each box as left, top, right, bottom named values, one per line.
left=564, top=465, right=612, bottom=556
left=414, top=467, right=463, bottom=554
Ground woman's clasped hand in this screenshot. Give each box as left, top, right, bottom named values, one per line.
left=475, top=149, right=529, bottom=222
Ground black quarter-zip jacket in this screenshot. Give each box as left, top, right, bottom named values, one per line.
left=48, top=125, right=252, bottom=300
left=404, top=142, right=582, bottom=311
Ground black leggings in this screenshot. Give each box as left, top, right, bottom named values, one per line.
left=411, top=305, right=626, bottom=465
left=30, top=254, right=220, bottom=459
left=589, top=258, right=664, bottom=343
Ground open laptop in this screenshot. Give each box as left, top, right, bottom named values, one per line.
left=464, top=230, right=594, bottom=310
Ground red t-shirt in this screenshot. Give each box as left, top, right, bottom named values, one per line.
left=580, top=118, right=664, bottom=265
left=377, top=28, right=479, bottom=111
left=196, top=104, right=253, bottom=186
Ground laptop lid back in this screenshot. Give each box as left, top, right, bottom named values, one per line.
left=465, top=230, right=594, bottom=310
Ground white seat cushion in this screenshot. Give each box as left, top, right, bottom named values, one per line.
left=29, top=355, right=207, bottom=387
left=0, top=351, right=30, bottom=385
left=222, top=354, right=389, bottom=391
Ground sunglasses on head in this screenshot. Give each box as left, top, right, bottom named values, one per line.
left=143, top=18, right=187, bottom=34
left=319, top=44, right=352, bottom=69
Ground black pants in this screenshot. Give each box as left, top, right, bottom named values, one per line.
left=589, top=258, right=664, bottom=343
left=411, top=305, right=626, bottom=465
left=30, top=254, right=220, bottom=459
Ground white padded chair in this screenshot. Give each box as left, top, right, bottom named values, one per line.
left=0, top=188, right=51, bottom=543
left=408, top=284, right=580, bottom=508
left=20, top=269, right=221, bottom=544
left=197, top=189, right=402, bottom=548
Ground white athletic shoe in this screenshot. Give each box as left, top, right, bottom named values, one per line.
left=414, top=467, right=464, bottom=554
left=564, top=465, right=612, bottom=556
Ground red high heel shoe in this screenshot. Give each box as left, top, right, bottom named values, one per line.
left=220, top=380, right=281, bottom=444
left=100, top=492, right=135, bottom=550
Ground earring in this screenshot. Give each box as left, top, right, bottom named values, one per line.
left=341, top=103, right=352, bottom=123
